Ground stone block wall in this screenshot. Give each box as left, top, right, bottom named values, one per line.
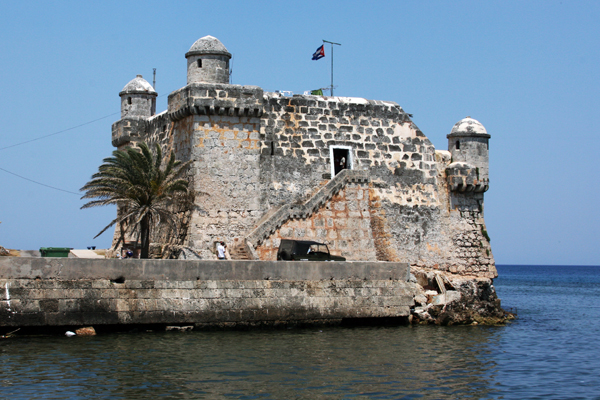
left=258, top=94, right=438, bottom=208
left=181, top=113, right=264, bottom=259
left=0, top=278, right=414, bottom=328
left=446, top=194, right=495, bottom=276
left=167, top=83, right=264, bottom=120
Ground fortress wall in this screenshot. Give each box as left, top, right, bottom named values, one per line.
left=445, top=193, right=496, bottom=277
left=374, top=161, right=495, bottom=277
left=256, top=95, right=482, bottom=271
left=108, top=87, right=496, bottom=276
left=223, top=94, right=494, bottom=276
left=145, top=112, right=172, bottom=152
left=160, top=85, right=267, bottom=258
left=0, top=258, right=414, bottom=328
left=105, top=37, right=496, bottom=278
left=259, top=95, right=438, bottom=207
left=181, top=113, right=264, bottom=258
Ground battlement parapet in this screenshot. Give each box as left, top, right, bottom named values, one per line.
left=145, top=111, right=170, bottom=133
left=446, top=162, right=488, bottom=193
left=111, top=117, right=147, bottom=148
left=263, top=94, right=413, bottom=124
left=168, top=83, right=264, bottom=121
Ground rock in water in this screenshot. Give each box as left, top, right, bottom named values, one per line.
left=75, top=327, right=96, bottom=336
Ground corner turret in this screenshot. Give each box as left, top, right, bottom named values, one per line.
left=185, top=35, right=231, bottom=85
left=446, top=117, right=490, bottom=192
left=119, top=75, right=157, bottom=118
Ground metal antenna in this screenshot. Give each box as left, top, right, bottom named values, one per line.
left=153, top=68, right=156, bottom=89
left=323, top=40, right=341, bottom=96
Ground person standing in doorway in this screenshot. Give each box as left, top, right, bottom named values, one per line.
left=217, top=242, right=227, bottom=260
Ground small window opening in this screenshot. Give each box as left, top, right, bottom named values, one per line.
left=456, top=140, right=460, bottom=150
left=270, top=141, right=275, bottom=156
left=127, top=97, right=132, bottom=105
left=197, top=59, right=202, bottom=68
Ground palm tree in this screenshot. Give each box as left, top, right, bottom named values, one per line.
left=80, top=142, right=191, bottom=258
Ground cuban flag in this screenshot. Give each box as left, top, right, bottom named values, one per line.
left=312, top=45, right=325, bottom=60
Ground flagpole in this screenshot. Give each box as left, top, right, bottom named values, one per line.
left=323, top=40, right=341, bottom=96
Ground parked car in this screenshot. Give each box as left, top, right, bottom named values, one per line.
left=277, top=240, right=346, bottom=261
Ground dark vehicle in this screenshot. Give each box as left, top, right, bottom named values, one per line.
left=277, top=239, right=346, bottom=261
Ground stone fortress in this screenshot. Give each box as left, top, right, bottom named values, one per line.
left=112, top=35, right=495, bottom=279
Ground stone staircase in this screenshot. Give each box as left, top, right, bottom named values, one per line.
left=228, top=244, right=251, bottom=260
left=229, top=169, right=369, bottom=260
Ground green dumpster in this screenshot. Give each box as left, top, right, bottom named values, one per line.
left=39, top=247, right=71, bottom=257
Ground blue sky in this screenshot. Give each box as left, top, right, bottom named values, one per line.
left=0, top=1, right=598, bottom=265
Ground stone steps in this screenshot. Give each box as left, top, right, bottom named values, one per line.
left=229, top=245, right=251, bottom=260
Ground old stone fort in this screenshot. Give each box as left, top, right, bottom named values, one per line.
left=0, top=35, right=506, bottom=331
left=112, top=35, right=495, bottom=279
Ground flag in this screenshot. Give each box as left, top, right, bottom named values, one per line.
left=312, top=45, right=325, bottom=60
left=311, top=89, right=323, bottom=96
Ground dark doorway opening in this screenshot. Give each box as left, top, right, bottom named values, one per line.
left=333, top=148, right=349, bottom=175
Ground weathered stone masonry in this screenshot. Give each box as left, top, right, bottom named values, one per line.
left=110, top=35, right=496, bottom=278
left=0, top=258, right=414, bottom=328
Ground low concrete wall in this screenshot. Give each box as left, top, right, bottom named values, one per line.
left=0, top=258, right=415, bottom=328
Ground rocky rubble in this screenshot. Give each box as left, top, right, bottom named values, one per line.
left=410, top=267, right=515, bottom=325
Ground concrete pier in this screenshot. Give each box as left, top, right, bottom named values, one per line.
left=0, top=257, right=415, bottom=328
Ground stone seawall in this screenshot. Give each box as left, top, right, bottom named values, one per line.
left=0, top=258, right=414, bottom=329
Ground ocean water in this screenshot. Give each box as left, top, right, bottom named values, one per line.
left=0, top=265, right=599, bottom=399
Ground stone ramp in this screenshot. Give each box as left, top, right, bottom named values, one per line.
left=234, top=169, right=369, bottom=260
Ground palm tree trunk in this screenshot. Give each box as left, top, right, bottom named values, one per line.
left=140, top=215, right=150, bottom=259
